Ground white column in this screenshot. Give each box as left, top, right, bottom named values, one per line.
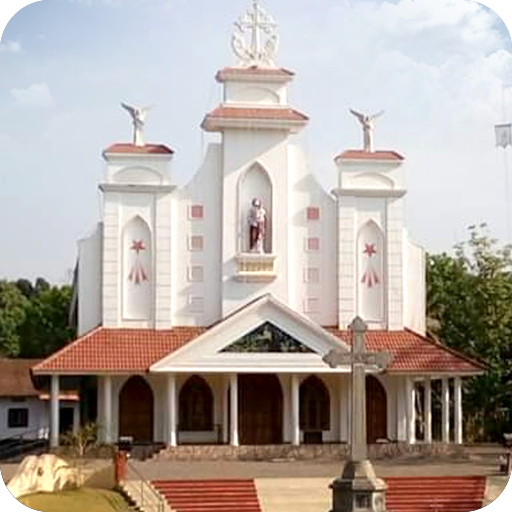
left=442, top=377, right=450, bottom=443
left=396, top=378, right=407, bottom=441
left=222, top=375, right=229, bottom=444
left=339, top=375, right=349, bottom=442
left=229, top=373, right=239, bottom=447
left=454, top=377, right=463, bottom=445
left=103, top=375, right=112, bottom=444
left=50, top=375, right=60, bottom=448
left=291, top=374, right=300, bottom=446
left=424, top=377, right=432, bottom=443
left=166, top=373, right=177, bottom=447
left=73, top=402, right=81, bottom=435
left=406, top=377, right=416, bottom=444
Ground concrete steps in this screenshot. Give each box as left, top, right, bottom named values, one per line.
left=152, top=479, right=262, bottom=512
left=385, top=476, right=486, bottom=512
left=120, top=479, right=172, bottom=512
left=152, top=476, right=486, bottom=512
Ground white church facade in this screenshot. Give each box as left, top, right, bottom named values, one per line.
left=34, top=2, right=483, bottom=451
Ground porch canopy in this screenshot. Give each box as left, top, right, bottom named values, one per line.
left=33, top=295, right=484, bottom=448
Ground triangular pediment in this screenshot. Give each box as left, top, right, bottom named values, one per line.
left=150, top=295, right=350, bottom=373
left=222, top=322, right=314, bottom=354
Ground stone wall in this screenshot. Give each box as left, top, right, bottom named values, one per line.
left=154, top=443, right=465, bottom=462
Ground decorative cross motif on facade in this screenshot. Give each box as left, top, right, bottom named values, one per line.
left=128, top=239, right=148, bottom=284
left=361, top=242, right=379, bottom=288
left=323, top=317, right=391, bottom=462
left=231, top=0, right=279, bottom=67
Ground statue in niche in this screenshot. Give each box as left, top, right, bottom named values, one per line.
left=247, top=197, right=267, bottom=253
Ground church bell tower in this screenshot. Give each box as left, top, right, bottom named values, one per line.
left=201, top=1, right=308, bottom=317
left=334, top=112, right=407, bottom=330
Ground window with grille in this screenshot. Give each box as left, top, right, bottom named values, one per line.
left=8, top=408, right=29, bottom=428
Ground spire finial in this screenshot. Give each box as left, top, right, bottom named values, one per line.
left=231, top=0, right=279, bottom=67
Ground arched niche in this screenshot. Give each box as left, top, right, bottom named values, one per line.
left=357, top=220, right=385, bottom=323
left=239, top=162, right=273, bottom=253
left=122, top=215, right=152, bottom=320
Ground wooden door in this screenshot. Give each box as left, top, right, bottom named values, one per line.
left=239, top=374, right=283, bottom=445
left=119, top=376, right=154, bottom=442
left=366, top=375, right=387, bottom=443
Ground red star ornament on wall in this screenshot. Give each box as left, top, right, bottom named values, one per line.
left=128, top=239, right=149, bottom=285
left=361, top=243, right=380, bottom=288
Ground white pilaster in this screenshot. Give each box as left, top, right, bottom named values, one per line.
left=337, top=197, right=357, bottom=328
left=155, top=193, right=173, bottom=329
left=442, top=377, right=450, bottom=443
left=406, top=377, right=416, bottom=444
left=222, top=375, right=229, bottom=444
left=102, top=194, right=120, bottom=327
left=50, top=375, right=60, bottom=448
left=424, top=377, right=432, bottom=444
left=229, top=373, right=239, bottom=446
left=166, top=373, right=177, bottom=447
left=291, top=374, right=300, bottom=446
left=454, top=377, right=463, bottom=445
left=386, top=197, right=405, bottom=329
left=103, top=375, right=113, bottom=444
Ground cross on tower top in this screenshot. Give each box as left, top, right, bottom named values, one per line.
left=231, top=0, right=279, bottom=68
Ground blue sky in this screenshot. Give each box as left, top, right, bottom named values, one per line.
left=0, top=0, right=512, bottom=282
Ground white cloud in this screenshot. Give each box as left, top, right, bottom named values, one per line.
left=0, top=40, right=22, bottom=53
left=10, top=82, right=55, bottom=109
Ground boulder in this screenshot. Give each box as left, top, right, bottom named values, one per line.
left=7, top=454, right=79, bottom=499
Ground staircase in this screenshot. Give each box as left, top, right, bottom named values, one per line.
left=152, top=479, right=262, bottom=512
left=385, top=476, right=486, bottom=512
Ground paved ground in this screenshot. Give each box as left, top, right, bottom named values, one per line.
left=133, top=458, right=498, bottom=480
left=1, top=445, right=505, bottom=484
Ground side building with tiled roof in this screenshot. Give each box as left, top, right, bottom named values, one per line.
left=34, top=2, right=484, bottom=451
left=0, top=359, right=79, bottom=442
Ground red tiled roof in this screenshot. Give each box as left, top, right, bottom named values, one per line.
left=32, top=327, right=206, bottom=374
left=336, top=150, right=404, bottom=162
left=33, top=325, right=484, bottom=375
left=216, top=66, right=294, bottom=81
left=104, top=143, right=174, bottom=155
left=205, top=107, right=309, bottom=122
left=325, top=328, right=485, bottom=373
left=0, top=358, right=42, bottom=396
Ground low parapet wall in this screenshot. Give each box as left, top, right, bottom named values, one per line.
left=154, top=442, right=466, bottom=461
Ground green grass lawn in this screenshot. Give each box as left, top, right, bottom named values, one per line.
left=18, top=487, right=132, bottom=512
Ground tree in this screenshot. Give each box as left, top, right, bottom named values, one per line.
left=0, top=281, right=29, bottom=357
left=427, top=224, right=512, bottom=441
left=18, top=284, right=75, bottom=358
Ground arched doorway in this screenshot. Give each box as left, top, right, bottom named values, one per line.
left=119, top=376, right=154, bottom=442
left=366, top=375, right=387, bottom=443
left=300, top=376, right=330, bottom=443
left=179, top=375, right=213, bottom=431
left=238, top=374, right=283, bottom=444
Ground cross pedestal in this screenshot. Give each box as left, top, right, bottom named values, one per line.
left=323, top=317, right=391, bottom=512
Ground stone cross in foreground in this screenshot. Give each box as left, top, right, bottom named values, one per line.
left=323, top=317, right=391, bottom=512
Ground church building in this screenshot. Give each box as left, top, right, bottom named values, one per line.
left=33, top=2, right=483, bottom=452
